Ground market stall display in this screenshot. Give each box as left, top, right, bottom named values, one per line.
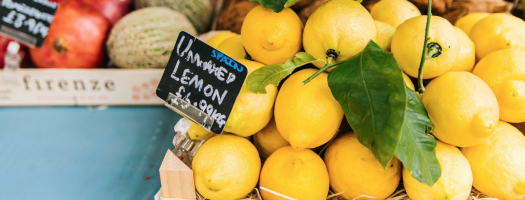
left=2, top=0, right=525, bottom=199
left=163, top=0, right=524, bottom=199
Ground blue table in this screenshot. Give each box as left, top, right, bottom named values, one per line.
left=0, top=106, right=182, bottom=200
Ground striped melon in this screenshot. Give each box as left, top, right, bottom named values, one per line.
left=135, top=0, right=212, bottom=33
left=106, top=7, right=197, bottom=69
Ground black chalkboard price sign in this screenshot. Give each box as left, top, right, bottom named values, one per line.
left=0, top=0, right=58, bottom=47
left=157, top=31, right=249, bottom=135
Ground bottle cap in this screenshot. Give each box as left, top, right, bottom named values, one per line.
left=7, top=41, right=20, bottom=54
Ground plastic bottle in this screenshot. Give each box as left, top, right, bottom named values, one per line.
left=3, top=41, right=23, bottom=84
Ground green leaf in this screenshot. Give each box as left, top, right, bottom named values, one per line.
left=396, top=88, right=441, bottom=186
left=283, top=0, right=302, bottom=8
left=246, top=52, right=325, bottom=94
left=327, top=41, right=407, bottom=168
left=249, top=0, right=301, bottom=13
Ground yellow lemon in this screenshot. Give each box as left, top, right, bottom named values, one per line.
left=259, top=146, right=329, bottom=200
left=470, top=13, right=525, bottom=60
left=253, top=117, right=290, bottom=158
left=241, top=5, right=303, bottom=65
left=473, top=49, right=525, bottom=123
left=421, top=72, right=499, bottom=147
left=206, top=31, right=237, bottom=48
left=454, top=12, right=489, bottom=35
left=324, top=132, right=401, bottom=199
left=275, top=69, right=344, bottom=149
left=392, top=16, right=460, bottom=79
left=216, top=35, right=245, bottom=60
left=224, top=59, right=277, bottom=137
left=303, top=0, right=376, bottom=70
left=370, top=0, right=421, bottom=28
left=404, top=73, right=415, bottom=91
left=462, top=121, right=525, bottom=200
left=193, top=134, right=261, bottom=199
left=449, top=27, right=475, bottom=72
left=374, top=20, right=396, bottom=52
left=188, top=121, right=215, bottom=140
left=403, top=141, right=473, bottom=200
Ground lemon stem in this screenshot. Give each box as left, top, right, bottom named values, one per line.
left=302, top=58, right=344, bottom=85
left=417, top=0, right=433, bottom=95
left=328, top=57, right=334, bottom=65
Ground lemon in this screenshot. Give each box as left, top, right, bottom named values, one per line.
left=403, top=141, right=473, bottom=200
left=303, top=0, right=376, bottom=70
left=206, top=31, right=237, bottom=48
left=462, top=121, right=525, bottom=200
left=253, top=117, right=290, bottom=158
left=454, top=12, right=489, bottom=35
left=392, top=16, right=460, bottom=79
left=374, top=20, right=396, bottom=51
left=470, top=13, right=525, bottom=60
left=259, top=146, right=329, bottom=200
left=188, top=121, right=215, bottom=140
left=324, top=132, right=401, bottom=199
left=449, top=27, right=475, bottom=72
left=216, top=35, right=245, bottom=60
left=421, top=71, right=499, bottom=147
left=275, top=69, right=344, bottom=149
left=473, top=49, right=525, bottom=123
left=241, top=6, right=303, bottom=65
left=193, top=134, right=261, bottom=199
left=224, top=59, right=277, bottom=137
left=404, top=73, right=415, bottom=91
left=370, top=0, right=421, bottom=28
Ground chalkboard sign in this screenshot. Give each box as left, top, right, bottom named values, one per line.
left=0, top=0, right=58, bottom=47
left=157, top=31, right=249, bottom=134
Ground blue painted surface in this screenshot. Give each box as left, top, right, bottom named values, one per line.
left=0, top=106, right=182, bottom=200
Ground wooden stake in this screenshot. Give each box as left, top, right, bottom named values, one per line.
left=159, top=150, right=196, bottom=200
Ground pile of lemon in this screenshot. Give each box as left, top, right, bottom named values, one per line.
left=188, top=0, right=525, bottom=199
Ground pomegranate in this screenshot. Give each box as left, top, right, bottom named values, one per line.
left=80, top=0, right=132, bottom=26
left=30, top=0, right=110, bottom=68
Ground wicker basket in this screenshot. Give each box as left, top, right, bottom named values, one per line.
left=194, top=186, right=501, bottom=200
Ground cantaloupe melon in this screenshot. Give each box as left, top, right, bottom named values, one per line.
left=106, top=7, right=197, bottom=69
left=134, top=0, right=212, bottom=33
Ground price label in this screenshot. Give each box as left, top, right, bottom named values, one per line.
left=156, top=31, right=248, bottom=134
left=0, top=0, right=58, bottom=47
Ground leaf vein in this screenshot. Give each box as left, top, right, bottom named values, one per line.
left=358, top=52, right=377, bottom=142
left=405, top=123, right=432, bottom=178
left=256, top=67, right=289, bottom=92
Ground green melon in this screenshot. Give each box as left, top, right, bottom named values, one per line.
left=135, top=0, right=213, bottom=33
left=106, top=7, right=197, bottom=69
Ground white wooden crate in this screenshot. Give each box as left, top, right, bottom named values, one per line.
left=0, top=68, right=165, bottom=106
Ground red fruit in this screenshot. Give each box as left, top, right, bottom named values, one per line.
left=47, top=0, right=131, bottom=25
left=30, top=0, right=110, bottom=68
left=80, top=0, right=132, bottom=26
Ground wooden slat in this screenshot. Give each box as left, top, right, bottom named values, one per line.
left=159, top=150, right=196, bottom=199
